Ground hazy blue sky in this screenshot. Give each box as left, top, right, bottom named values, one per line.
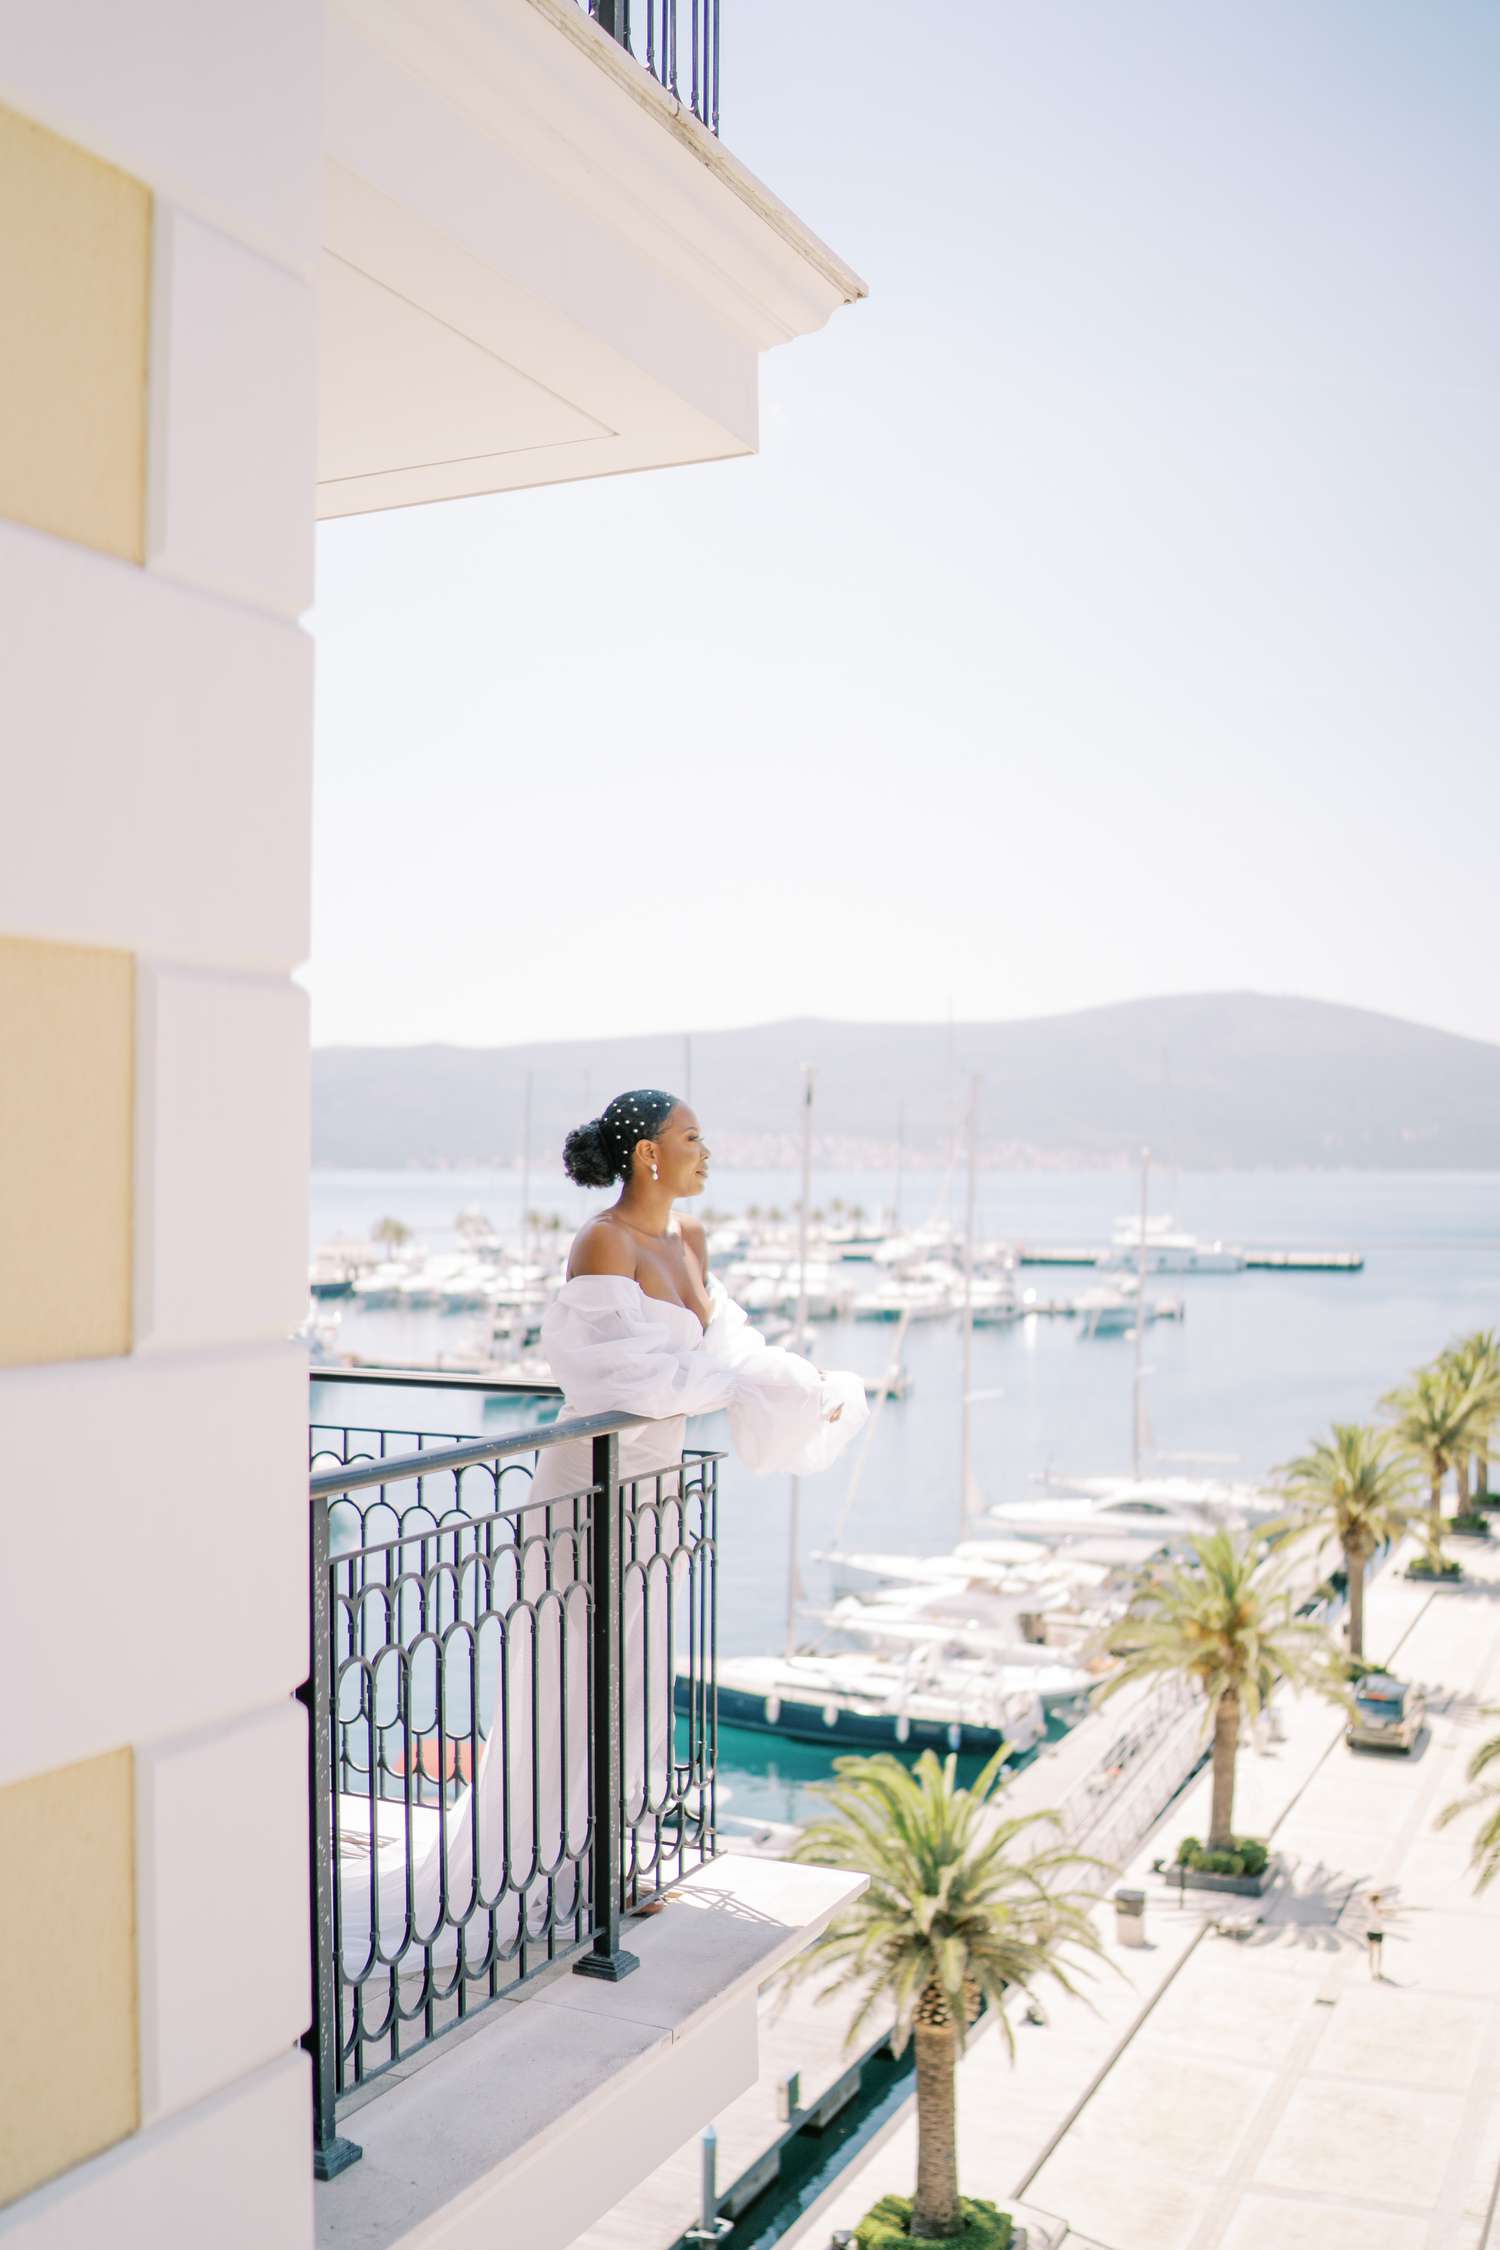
left=311, top=0, right=1498, bottom=1051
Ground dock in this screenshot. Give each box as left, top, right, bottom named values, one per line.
left=1018, top=1245, right=1364, bottom=1273
left=1241, top=1247, right=1364, bottom=1271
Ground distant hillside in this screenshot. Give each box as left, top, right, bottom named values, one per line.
left=311, top=994, right=1500, bottom=1171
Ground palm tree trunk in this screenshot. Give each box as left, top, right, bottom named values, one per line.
left=1480, top=1441, right=1491, bottom=1503
left=1208, top=1689, right=1239, bottom=1851
left=1428, top=1466, right=1445, bottom=1563
left=1345, top=1539, right=1365, bottom=1662
left=911, top=2015, right=962, bottom=2239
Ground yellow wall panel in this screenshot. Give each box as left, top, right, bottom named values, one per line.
left=0, top=936, right=134, bottom=1366
left=0, top=101, right=151, bottom=562
left=0, top=1749, right=139, bottom=2206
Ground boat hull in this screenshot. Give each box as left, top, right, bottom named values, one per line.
left=697, top=1676, right=1010, bottom=1756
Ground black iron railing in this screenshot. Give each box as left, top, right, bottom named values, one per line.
left=303, top=1387, right=721, bottom=2180
left=582, top=0, right=721, bottom=136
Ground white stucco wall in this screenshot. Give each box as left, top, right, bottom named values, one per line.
left=0, top=1, right=321, bottom=2236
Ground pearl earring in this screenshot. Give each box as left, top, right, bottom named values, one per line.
left=650, top=1160, right=659, bottom=1180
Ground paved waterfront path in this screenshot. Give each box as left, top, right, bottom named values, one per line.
left=789, top=1540, right=1500, bottom=2250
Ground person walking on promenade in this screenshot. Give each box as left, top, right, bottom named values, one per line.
left=1363, top=1887, right=1390, bottom=1979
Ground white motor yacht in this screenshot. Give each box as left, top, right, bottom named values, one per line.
left=1105, top=1213, right=1246, bottom=1274
left=968, top=1275, right=1021, bottom=1325
left=853, top=1262, right=960, bottom=1322
left=988, top=1476, right=1279, bottom=1544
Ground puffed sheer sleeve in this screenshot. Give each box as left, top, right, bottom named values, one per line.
left=540, top=1277, right=742, bottom=1420
left=700, top=1278, right=869, bottom=1477
left=540, top=1276, right=868, bottom=1478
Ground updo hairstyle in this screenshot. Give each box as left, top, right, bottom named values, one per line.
left=562, top=1088, right=679, bottom=1188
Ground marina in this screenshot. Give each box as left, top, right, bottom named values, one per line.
left=306, top=1161, right=1497, bottom=1847
left=305, top=1159, right=1496, bottom=2250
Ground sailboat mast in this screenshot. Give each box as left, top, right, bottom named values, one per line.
left=960, top=1074, right=980, bottom=1536
left=785, top=1062, right=815, bottom=1658
left=893, top=1100, right=905, bottom=1231
left=519, top=1069, right=534, bottom=1265
left=1131, top=1144, right=1150, bottom=1477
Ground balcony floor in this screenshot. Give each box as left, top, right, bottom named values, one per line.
left=315, top=1851, right=865, bottom=2250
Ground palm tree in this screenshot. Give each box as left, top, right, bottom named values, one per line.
left=1099, top=1530, right=1345, bottom=1851
left=786, top=1751, right=1102, bottom=2242
left=1444, top=1332, right=1500, bottom=1503
left=1438, top=1724, right=1500, bottom=1890
left=1383, top=1359, right=1481, bottom=1565
left=1280, top=1424, right=1417, bottom=1662
left=371, top=1215, right=411, bottom=1252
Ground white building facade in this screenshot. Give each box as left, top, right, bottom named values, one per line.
left=0, top=6, right=861, bottom=2245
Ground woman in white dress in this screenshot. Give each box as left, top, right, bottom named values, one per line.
left=338, top=1091, right=867, bottom=1995
left=527, top=1090, right=869, bottom=1902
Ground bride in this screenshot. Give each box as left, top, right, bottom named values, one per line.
left=539, top=1085, right=868, bottom=1485
left=337, top=1088, right=866, bottom=2001
left=527, top=1090, right=869, bottom=1893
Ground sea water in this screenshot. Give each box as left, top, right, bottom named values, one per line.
left=310, top=1167, right=1500, bottom=1824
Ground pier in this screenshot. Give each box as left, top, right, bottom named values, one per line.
left=1241, top=1247, right=1364, bottom=1271
left=1019, top=1244, right=1364, bottom=1273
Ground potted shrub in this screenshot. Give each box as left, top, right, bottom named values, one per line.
left=1169, top=1834, right=1274, bottom=1896
left=854, top=2194, right=1012, bottom=2249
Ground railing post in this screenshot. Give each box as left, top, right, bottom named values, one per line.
left=594, top=0, right=630, bottom=49
left=300, top=1490, right=363, bottom=2178
left=575, top=1430, right=640, bottom=1982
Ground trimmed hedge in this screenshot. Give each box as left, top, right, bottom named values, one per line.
left=1175, top=1835, right=1270, bottom=1879
left=1451, top=1512, right=1491, bottom=1538
left=1408, top=1556, right=1464, bottom=1580
left=854, top=2195, right=1013, bottom=2249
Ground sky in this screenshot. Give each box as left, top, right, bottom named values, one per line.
left=310, top=0, right=1500, bottom=1052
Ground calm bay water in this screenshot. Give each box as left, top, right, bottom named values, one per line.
left=310, top=1167, right=1500, bottom=1824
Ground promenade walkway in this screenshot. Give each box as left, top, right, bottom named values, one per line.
left=788, top=1538, right=1500, bottom=2250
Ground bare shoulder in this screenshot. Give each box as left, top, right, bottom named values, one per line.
left=568, top=1214, right=639, bottom=1280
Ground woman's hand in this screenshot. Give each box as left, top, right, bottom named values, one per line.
left=827, top=1403, right=843, bottom=1422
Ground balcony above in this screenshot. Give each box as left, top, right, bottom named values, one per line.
left=315, top=1852, right=866, bottom=2250
left=319, top=0, right=867, bottom=519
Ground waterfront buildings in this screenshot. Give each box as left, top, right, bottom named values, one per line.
left=0, top=8, right=862, bottom=2244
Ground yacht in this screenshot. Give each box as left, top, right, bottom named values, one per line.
left=968, top=1274, right=1021, bottom=1325
left=1104, top=1214, right=1245, bottom=1274
left=706, top=1647, right=1064, bottom=1756
left=721, top=1259, right=855, bottom=1320
left=349, top=1261, right=410, bottom=1308
left=853, top=1265, right=960, bottom=1322
left=988, top=1475, right=1279, bottom=1544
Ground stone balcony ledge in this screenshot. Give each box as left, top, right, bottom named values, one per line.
left=316, top=1852, right=865, bottom=2250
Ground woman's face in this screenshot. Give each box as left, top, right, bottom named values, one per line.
left=648, top=1105, right=710, bottom=1197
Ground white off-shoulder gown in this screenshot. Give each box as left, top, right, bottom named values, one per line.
left=339, top=1276, right=866, bottom=1977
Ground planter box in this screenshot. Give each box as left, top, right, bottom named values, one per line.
left=1164, top=1860, right=1276, bottom=1898
left=1407, top=1561, right=1464, bottom=1580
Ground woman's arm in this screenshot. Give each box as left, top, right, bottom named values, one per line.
left=540, top=1274, right=741, bottom=1421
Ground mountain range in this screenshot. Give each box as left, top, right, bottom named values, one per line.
left=311, top=994, right=1500, bottom=1172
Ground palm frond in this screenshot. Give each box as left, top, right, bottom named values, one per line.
left=784, top=1749, right=1106, bottom=2055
